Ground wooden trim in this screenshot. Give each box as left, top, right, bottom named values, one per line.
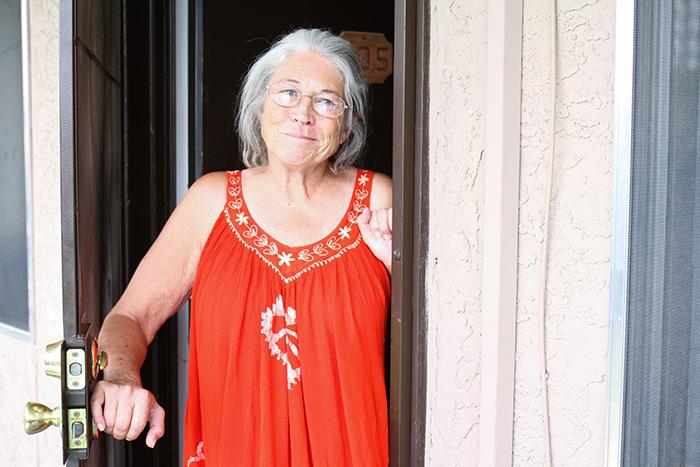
left=478, top=0, right=523, bottom=465
left=59, top=0, right=78, bottom=338
left=391, top=0, right=429, bottom=465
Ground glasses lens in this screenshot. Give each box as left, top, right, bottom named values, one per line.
left=313, top=95, right=346, bottom=118
left=269, top=83, right=300, bottom=107
left=267, top=82, right=347, bottom=117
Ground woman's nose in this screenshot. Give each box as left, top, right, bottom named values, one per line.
left=292, top=95, right=314, bottom=124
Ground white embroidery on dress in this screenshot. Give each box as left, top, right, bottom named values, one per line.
left=186, top=441, right=205, bottom=466
left=260, top=295, right=301, bottom=389
left=235, top=212, right=248, bottom=225
left=222, top=170, right=371, bottom=283
left=277, top=252, right=294, bottom=266
left=223, top=209, right=363, bottom=284
left=326, top=236, right=341, bottom=250
left=297, top=249, right=314, bottom=262
left=337, top=225, right=352, bottom=239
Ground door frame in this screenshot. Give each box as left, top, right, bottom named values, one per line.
left=188, top=1, right=430, bottom=465
left=389, top=0, right=429, bottom=466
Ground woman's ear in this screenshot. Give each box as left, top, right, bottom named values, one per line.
left=340, top=127, right=351, bottom=144
left=339, top=113, right=356, bottom=145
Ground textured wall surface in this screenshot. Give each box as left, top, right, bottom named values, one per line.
left=425, top=0, right=488, bottom=464
left=426, top=0, right=614, bottom=465
left=514, top=0, right=614, bottom=465
left=0, top=0, right=63, bottom=465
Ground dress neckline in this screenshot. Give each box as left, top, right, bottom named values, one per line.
left=237, top=167, right=360, bottom=251
left=222, top=167, right=373, bottom=283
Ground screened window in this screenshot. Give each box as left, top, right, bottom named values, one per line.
left=623, top=0, right=700, bottom=464
left=0, top=0, right=29, bottom=332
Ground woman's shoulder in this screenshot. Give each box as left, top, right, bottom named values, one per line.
left=179, top=171, right=230, bottom=237
left=194, top=170, right=231, bottom=185
left=190, top=171, right=230, bottom=197
left=366, top=169, right=392, bottom=210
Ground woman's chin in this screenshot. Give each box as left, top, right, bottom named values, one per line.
left=271, top=151, right=331, bottom=168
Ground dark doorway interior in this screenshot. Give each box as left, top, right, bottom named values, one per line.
left=191, top=0, right=397, bottom=461
left=194, top=0, right=396, bottom=422
left=195, top=2, right=395, bottom=177
left=88, top=1, right=401, bottom=466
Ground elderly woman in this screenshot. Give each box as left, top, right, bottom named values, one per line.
left=91, top=28, right=393, bottom=466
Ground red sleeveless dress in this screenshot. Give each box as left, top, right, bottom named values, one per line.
left=183, top=168, right=390, bottom=467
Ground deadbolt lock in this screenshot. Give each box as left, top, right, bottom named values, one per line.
left=24, top=334, right=105, bottom=462
left=44, top=340, right=62, bottom=378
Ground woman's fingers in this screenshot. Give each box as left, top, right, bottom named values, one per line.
left=375, top=209, right=390, bottom=234
left=145, top=403, right=166, bottom=448
left=357, top=205, right=371, bottom=225
left=126, top=391, right=153, bottom=441
left=91, top=379, right=164, bottom=447
left=100, top=383, right=120, bottom=434
left=369, top=209, right=380, bottom=232
left=90, top=383, right=106, bottom=431
left=358, top=206, right=393, bottom=266
left=111, top=392, right=135, bottom=440
left=359, top=207, right=392, bottom=235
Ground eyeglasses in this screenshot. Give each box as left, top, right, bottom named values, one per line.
left=266, top=82, right=348, bottom=119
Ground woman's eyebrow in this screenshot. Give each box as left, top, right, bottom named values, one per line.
left=278, top=78, right=341, bottom=95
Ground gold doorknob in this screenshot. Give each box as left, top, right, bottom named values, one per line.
left=90, top=338, right=108, bottom=378
left=44, top=341, right=62, bottom=378
left=24, top=402, right=61, bottom=435
left=95, top=351, right=108, bottom=374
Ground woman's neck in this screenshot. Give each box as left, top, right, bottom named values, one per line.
left=262, top=159, right=333, bottom=207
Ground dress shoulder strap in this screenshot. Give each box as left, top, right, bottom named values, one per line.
left=225, top=170, right=242, bottom=210
left=355, top=168, right=373, bottom=196
left=355, top=168, right=374, bottom=210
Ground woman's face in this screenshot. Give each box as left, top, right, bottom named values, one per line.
left=259, top=51, right=349, bottom=168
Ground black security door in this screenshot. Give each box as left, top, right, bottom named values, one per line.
left=57, top=0, right=179, bottom=466
left=58, top=0, right=123, bottom=465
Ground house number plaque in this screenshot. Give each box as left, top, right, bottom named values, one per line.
left=340, top=31, right=393, bottom=84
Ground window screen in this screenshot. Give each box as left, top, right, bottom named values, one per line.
left=0, top=0, right=29, bottom=332
left=623, top=0, right=700, bottom=465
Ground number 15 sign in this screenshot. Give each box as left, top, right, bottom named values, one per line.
left=340, top=31, right=393, bottom=84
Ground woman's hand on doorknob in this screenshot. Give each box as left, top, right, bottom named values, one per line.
left=90, top=377, right=165, bottom=448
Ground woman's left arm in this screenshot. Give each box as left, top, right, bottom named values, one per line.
left=357, top=172, right=393, bottom=275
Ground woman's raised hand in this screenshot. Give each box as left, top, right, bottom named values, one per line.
left=91, top=377, right=165, bottom=448
left=357, top=206, right=393, bottom=273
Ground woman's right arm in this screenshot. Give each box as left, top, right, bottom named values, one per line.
left=90, top=172, right=227, bottom=448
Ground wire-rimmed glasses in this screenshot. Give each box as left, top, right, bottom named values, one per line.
left=266, top=81, right=348, bottom=119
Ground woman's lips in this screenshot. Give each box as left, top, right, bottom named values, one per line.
left=283, top=132, right=316, bottom=141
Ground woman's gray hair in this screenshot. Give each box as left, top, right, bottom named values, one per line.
left=236, top=29, right=368, bottom=173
